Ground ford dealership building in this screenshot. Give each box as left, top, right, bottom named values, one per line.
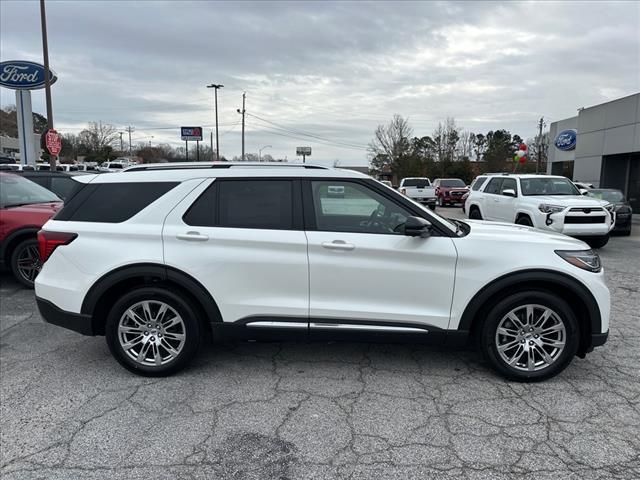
left=547, top=93, right=640, bottom=211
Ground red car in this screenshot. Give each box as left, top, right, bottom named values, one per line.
left=0, top=172, right=63, bottom=287
left=433, top=178, right=469, bottom=207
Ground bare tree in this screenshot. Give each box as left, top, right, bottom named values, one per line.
left=458, top=130, right=475, bottom=160
left=369, top=114, right=413, bottom=174
left=78, top=121, right=119, bottom=154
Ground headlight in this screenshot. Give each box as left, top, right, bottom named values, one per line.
left=538, top=204, right=565, bottom=214
left=555, top=249, right=602, bottom=273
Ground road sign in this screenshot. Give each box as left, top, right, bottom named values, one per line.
left=181, top=126, right=203, bottom=141
left=296, top=147, right=311, bottom=156
left=44, top=129, right=62, bottom=156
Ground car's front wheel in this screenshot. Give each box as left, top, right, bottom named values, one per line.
left=105, top=287, right=202, bottom=376
left=479, top=291, right=579, bottom=382
left=469, top=206, right=482, bottom=220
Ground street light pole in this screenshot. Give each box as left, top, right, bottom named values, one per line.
left=206, top=84, right=223, bottom=161
left=259, top=145, right=272, bottom=161
left=237, top=92, right=245, bottom=160
left=39, top=0, right=55, bottom=170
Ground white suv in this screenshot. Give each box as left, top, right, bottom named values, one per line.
left=466, top=174, right=614, bottom=248
left=35, top=163, right=610, bottom=381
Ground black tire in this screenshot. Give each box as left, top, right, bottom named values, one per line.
left=428, top=204, right=436, bottom=211
left=105, top=287, right=202, bottom=376
left=618, top=229, right=631, bottom=237
left=478, top=290, right=579, bottom=382
left=10, top=238, right=41, bottom=288
left=583, top=235, right=609, bottom=249
left=515, top=215, right=533, bottom=226
left=469, top=206, right=482, bottom=220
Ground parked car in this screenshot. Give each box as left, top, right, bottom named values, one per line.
left=433, top=178, right=469, bottom=207
left=587, top=188, right=633, bottom=235
left=0, top=172, right=63, bottom=287
left=574, top=181, right=595, bottom=191
left=465, top=174, right=615, bottom=248
left=379, top=180, right=393, bottom=188
left=35, top=163, right=609, bottom=381
left=16, top=170, right=86, bottom=201
left=399, top=177, right=437, bottom=210
left=99, top=161, right=130, bottom=172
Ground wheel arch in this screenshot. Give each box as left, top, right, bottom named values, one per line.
left=1, top=227, right=40, bottom=265
left=81, top=263, right=222, bottom=335
left=458, top=269, right=601, bottom=355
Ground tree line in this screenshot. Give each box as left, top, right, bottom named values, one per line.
left=368, top=115, right=548, bottom=184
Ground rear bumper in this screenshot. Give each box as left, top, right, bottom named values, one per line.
left=36, top=296, right=95, bottom=335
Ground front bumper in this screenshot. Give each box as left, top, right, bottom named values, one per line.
left=541, top=211, right=613, bottom=236
left=36, top=297, right=95, bottom=335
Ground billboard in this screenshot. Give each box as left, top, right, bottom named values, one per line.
left=296, top=147, right=312, bottom=156
left=181, top=126, right=203, bottom=141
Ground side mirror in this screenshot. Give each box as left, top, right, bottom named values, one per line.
left=503, top=188, right=517, bottom=197
left=580, top=189, right=589, bottom=195
left=403, top=216, right=432, bottom=238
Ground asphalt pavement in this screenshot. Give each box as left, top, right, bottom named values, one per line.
left=1, top=208, right=639, bottom=479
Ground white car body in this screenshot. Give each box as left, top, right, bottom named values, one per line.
left=466, top=174, right=614, bottom=238
left=399, top=177, right=437, bottom=207
left=34, top=163, right=610, bottom=379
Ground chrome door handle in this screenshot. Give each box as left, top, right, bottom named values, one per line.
left=176, top=231, right=209, bottom=242
left=321, top=240, right=355, bottom=251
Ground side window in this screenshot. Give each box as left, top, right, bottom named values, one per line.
left=484, top=177, right=503, bottom=195
left=183, top=182, right=217, bottom=227
left=50, top=177, right=77, bottom=200
left=311, top=180, right=410, bottom=234
left=500, top=178, right=517, bottom=195
left=25, top=176, right=48, bottom=188
left=218, top=180, right=293, bottom=230
left=471, top=177, right=487, bottom=191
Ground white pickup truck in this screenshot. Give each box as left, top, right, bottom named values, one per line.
left=465, top=174, right=615, bottom=248
left=399, top=177, right=438, bottom=210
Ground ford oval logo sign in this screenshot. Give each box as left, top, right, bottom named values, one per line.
left=0, top=60, right=57, bottom=90
left=554, top=129, right=577, bottom=151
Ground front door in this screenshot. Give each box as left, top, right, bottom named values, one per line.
left=304, top=179, right=458, bottom=332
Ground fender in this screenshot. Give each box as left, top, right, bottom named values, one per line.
left=80, top=263, right=222, bottom=323
left=457, top=269, right=601, bottom=335
left=0, top=227, right=40, bottom=264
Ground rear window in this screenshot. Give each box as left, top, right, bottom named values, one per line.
left=55, top=182, right=178, bottom=222
left=440, top=179, right=466, bottom=188
left=402, top=179, right=430, bottom=188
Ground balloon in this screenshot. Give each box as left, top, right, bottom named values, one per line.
left=519, top=143, right=527, bottom=151
left=519, top=156, right=526, bottom=164
left=514, top=155, right=519, bottom=161
left=517, top=150, right=526, bottom=158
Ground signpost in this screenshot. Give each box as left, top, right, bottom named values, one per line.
left=0, top=60, right=57, bottom=166
left=181, top=127, right=203, bottom=161
left=296, top=146, right=312, bottom=163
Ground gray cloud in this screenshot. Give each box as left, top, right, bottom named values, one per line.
left=1, top=0, right=638, bottom=164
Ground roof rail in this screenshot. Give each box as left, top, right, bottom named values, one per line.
left=123, top=162, right=330, bottom=172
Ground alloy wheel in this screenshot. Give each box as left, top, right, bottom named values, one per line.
left=16, top=244, right=41, bottom=283
left=118, top=300, right=186, bottom=367
left=495, top=304, right=566, bottom=372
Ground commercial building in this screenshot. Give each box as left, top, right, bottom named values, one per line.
left=0, top=134, right=43, bottom=161
left=547, top=93, right=640, bottom=211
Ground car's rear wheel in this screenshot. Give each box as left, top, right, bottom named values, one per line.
left=479, top=291, right=579, bottom=382
left=105, top=287, right=202, bottom=376
left=582, top=235, right=609, bottom=249
left=10, top=238, right=41, bottom=288
left=469, top=206, right=482, bottom=220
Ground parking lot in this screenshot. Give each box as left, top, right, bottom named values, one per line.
left=1, top=210, right=639, bottom=480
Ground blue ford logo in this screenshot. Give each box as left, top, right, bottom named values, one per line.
left=554, top=129, right=577, bottom=151
left=0, top=60, right=57, bottom=90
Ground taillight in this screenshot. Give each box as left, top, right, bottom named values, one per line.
left=37, top=231, right=77, bottom=263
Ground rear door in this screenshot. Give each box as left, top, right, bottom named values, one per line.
left=162, top=178, right=309, bottom=327
left=303, top=178, right=457, bottom=333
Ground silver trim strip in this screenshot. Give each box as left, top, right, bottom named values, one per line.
left=309, top=323, right=429, bottom=333
left=245, top=321, right=308, bottom=329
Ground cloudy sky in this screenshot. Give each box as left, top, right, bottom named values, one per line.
left=1, top=0, right=639, bottom=165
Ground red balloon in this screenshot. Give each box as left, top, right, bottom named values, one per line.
left=519, top=155, right=526, bottom=164
left=519, top=143, right=527, bottom=151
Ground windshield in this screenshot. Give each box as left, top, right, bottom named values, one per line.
left=403, top=179, right=430, bottom=188
left=588, top=189, right=624, bottom=203
left=440, top=179, right=466, bottom=188
left=0, top=174, right=61, bottom=208
left=520, top=177, right=580, bottom=196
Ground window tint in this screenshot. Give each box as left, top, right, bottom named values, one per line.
left=311, top=180, right=410, bottom=234
left=0, top=173, right=60, bottom=208
left=50, top=177, right=79, bottom=200
left=56, top=182, right=177, bottom=222
left=23, top=175, right=48, bottom=188
left=218, top=180, right=293, bottom=230
left=521, top=177, right=580, bottom=196
left=440, top=179, right=466, bottom=188
left=484, top=177, right=503, bottom=194
left=183, top=182, right=217, bottom=226
left=500, top=178, right=517, bottom=195
left=402, top=178, right=430, bottom=188
left=471, top=177, right=487, bottom=191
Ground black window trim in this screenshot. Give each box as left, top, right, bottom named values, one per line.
left=183, top=177, right=304, bottom=231
left=301, top=177, right=453, bottom=237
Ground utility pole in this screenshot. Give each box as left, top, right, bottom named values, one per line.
left=40, top=0, right=56, bottom=170
left=237, top=92, right=246, bottom=160
left=125, top=126, right=134, bottom=155
left=210, top=131, right=214, bottom=161
left=206, top=84, right=223, bottom=161
left=196, top=140, right=200, bottom=161
left=119, top=132, right=124, bottom=153
left=536, top=117, right=545, bottom=174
